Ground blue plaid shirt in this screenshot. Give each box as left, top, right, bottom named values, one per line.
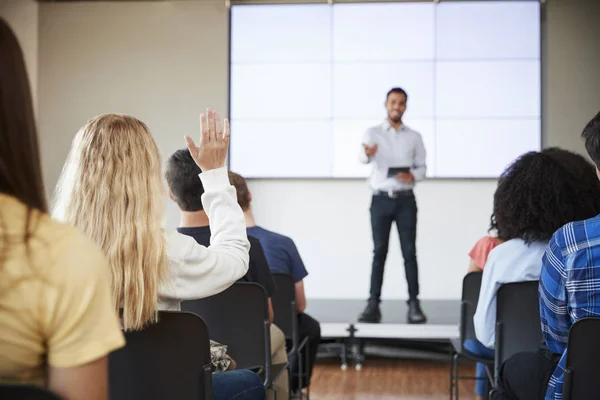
left=539, top=215, right=600, bottom=399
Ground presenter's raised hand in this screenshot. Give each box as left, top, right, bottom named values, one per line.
left=185, top=108, right=230, bottom=172
left=363, top=143, right=378, bottom=158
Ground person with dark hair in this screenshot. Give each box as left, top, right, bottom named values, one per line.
left=474, top=147, right=600, bottom=346
left=0, top=18, right=125, bottom=399
left=462, top=147, right=600, bottom=400
left=166, top=149, right=288, bottom=400
left=224, top=171, right=321, bottom=396
left=493, top=113, right=600, bottom=400
left=358, top=87, right=427, bottom=324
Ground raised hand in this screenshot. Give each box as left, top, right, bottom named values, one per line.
left=363, top=143, right=378, bottom=158
left=185, top=108, right=230, bottom=172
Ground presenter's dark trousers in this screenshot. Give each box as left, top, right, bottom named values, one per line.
left=369, top=191, right=419, bottom=302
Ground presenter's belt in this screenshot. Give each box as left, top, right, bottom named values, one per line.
left=373, top=189, right=413, bottom=199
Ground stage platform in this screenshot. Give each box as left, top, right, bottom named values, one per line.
left=306, top=299, right=460, bottom=339
left=306, top=300, right=460, bottom=368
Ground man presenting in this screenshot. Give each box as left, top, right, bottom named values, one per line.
left=358, top=87, right=427, bottom=324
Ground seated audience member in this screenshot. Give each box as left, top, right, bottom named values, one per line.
left=464, top=236, right=502, bottom=400
left=52, top=111, right=265, bottom=400
left=494, top=112, right=600, bottom=400
left=469, top=148, right=600, bottom=400
left=0, top=19, right=124, bottom=400
left=467, top=236, right=503, bottom=273
left=165, top=149, right=289, bottom=399
left=227, top=171, right=322, bottom=393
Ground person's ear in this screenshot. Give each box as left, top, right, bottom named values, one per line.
left=248, top=189, right=253, bottom=203
left=168, top=191, right=176, bottom=202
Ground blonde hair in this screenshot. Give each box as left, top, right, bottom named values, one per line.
left=52, top=114, right=168, bottom=331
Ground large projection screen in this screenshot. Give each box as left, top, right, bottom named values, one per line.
left=229, top=1, right=541, bottom=178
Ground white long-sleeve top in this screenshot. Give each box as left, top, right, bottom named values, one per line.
left=159, top=167, right=250, bottom=310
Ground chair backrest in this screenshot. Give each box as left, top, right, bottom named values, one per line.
left=563, top=317, right=600, bottom=400
left=459, top=271, right=483, bottom=343
left=0, top=385, right=60, bottom=399
left=109, top=311, right=212, bottom=400
left=495, top=281, right=541, bottom=377
left=271, top=273, right=297, bottom=340
left=181, top=283, right=271, bottom=378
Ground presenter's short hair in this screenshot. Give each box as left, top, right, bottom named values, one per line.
left=228, top=171, right=251, bottom=211
left=386, top=87, right=408, bottom=101
left=490, top=147, right=600, bottom=244
left=582, top=111, right=600, bottom=168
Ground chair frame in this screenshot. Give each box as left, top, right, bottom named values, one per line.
left=494, top=280, right=541, bottom=387
left=182, top=282, right=288, bottom=399
left=449, top=271, right=494, bottom=400
left=563, top=317, right=600, bottom=400
left=0, top=385, right=61, bottom=399
left=272, top=273, right=311, bottom=399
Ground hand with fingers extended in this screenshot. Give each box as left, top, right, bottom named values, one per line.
left=185, top=108, right=230, bottom=172
left=363, top=143, right=378, bottom=158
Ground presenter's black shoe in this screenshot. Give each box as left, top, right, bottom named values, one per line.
left=407, top=299, right=427, bottom=324
left=358, top=300, right=381, bottom=323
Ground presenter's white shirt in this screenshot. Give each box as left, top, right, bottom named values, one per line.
left=473, top=238, right=547, bottom=348
left=359, top=121, right=427, bottom=193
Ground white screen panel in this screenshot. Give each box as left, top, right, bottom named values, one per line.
left=333, top=3, right=435, bottom=62
left=332, top=119, right=380, bottom=178
left=231, top=64, right=331, bottom=120
left=436, top=119, right=541, bottom=178
left=229, top=121, right=332, bottom=178
left=333, top=62, right=435, bottom=119
left=437, top=1, right=540, bottom=60
left=230, top=1, right=541, bottom=179
left=436, top=61, right=540, bottom=118
left=403, top=118, right=436, bottom=177
left=231, top=5, right=331, bottom=63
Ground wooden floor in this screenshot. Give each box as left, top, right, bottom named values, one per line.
left=310, top=358, right=476, bottom=400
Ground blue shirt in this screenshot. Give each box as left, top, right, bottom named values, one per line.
left=539, top=215, right=600, bottom=399
left=473, top=239, right=547, bottom=348
left=246, top=226, right=308, bottom=283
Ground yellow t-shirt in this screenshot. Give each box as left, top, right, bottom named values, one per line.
left=0, top=194, right=125, bottom=386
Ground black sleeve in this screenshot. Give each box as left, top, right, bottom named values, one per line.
left=248, top=236, right=277, bottom=298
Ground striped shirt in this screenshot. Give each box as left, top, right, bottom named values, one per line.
left=539, top=214, right=600, bottom=399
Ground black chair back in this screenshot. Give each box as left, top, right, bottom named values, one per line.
left=271, top=273, right=297, bottom=340
left=181, top=283, right=272, bottom=382
left=0, top=385, right=60, bottom=399
left=459, top=271, right=483, bottom=346
left=563, top=317, right=600, bottom=400
left=495, top=281, right=541, bottom=382
left=109, top=311, right=212, bottom=400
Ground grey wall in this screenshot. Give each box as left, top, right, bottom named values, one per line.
left=543, top=0, right=600, bottom=154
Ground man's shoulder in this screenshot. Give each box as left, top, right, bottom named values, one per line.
left=553, top=215, right=600, bottom=257
left=365, top=124, right=384, bottom=135
left=403, top=124, right=422, bottom=137
left=250, top=226, right=289, bottom=241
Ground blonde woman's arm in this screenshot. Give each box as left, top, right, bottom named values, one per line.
left=162, top=109, right=249, bottom=301
left=164, top=167, right=250, bottom=300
